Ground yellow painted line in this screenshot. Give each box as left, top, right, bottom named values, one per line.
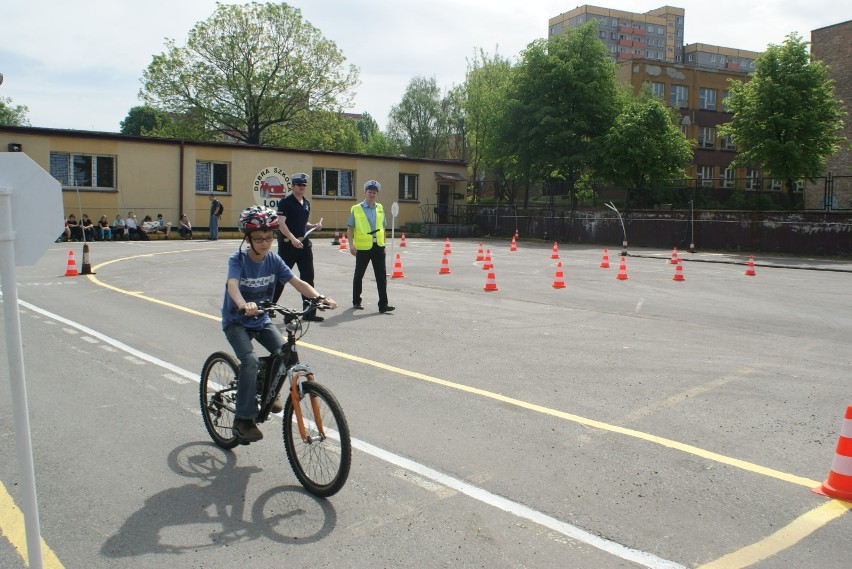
left=696, top=499, right=852, bottom=569
left=0, top=481, right=64, bottom=568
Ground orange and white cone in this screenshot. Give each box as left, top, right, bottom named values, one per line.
left=339, top=234, right=348, bottom=251
left=550, top=242, right=560, bottom=260
left=670, top=247, right=679, bottom=264
left=483, top=270, right=498, bottom=291
left=64, top=250, right=79, bottom=277
left=813, top=405, right=852, bottom=501
left=475, top=243, right=485, bottom=262
left=400, top=233, right=407, bottom=247
left=482, top=249, right=493, bottom=270
left=391, top=253, right=405, bottom=278
left=672, top=260, right=685, bottom=281
left=745, top=255, right=757, bottom=276
left=438, top=251, right=451, bottom=274
left=600, top=248, right=610, bottom=268
left=510, top=236, right=517, bottom=251
left=616, top=257, right=629, bottom=280
left=552, top=262, right=566, bottom=288
left=443, top=237, right=452, bottom=255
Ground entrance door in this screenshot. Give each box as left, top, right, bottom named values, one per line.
left=437, top=183, right=451, bottom=223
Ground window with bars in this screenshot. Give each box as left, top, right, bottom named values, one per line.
left=195, top=161, right=230, bottom=193
left=50, top=152, right=116, bottom=189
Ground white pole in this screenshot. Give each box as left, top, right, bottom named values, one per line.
left=0, top=188, right=45, bottom=569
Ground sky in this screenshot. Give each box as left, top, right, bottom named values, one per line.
left=2, top=0, right=849, bottom=133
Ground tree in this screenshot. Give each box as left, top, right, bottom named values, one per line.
left=498, top=23, right=620, bottom=205
left=355, top=112, right=379, bottom=145
left=265, top=110, right=364, bottom=153
left=363, top=131, right=402, bottom=156
left=387, top=76, right=452, bottom=159
left=0, top=96, right=30, bottom=126
left=119, top=105, right=171, bottom=135
left=140, top=2, right=358, bottom=145
left=718, top=33, right=846, bottom=192
left=598, top=85, right=693, bottom=200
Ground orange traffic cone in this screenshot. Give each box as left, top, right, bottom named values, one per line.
left=399, top=233, right=407, bottom=247
left=482, top=249, right=493, bottom=270
left=552, top=262, right=566, bottom=288
left=475, top=243, right=485, bottom=262
left=813, top=405, right=852, bottom=501
left=550, top=242, right=560, bottom=259
left=438, top=251, right=452, bottom=274
left=339, top=234, right=347, bottom=251
left=600, top=249, right=610, bottom=268
left=670, top=247, right=679, bottom=264
left=64, top=250, right=79, bottom=277
left=745, top=255, right=757, bottom=276
left=672, top=260, right=685, bottom=281
left=483, top=270, right=498, bottom=291
left=391, top=254, right=405, bottom=278
left=443, top=237, right=452, bottom=255
left=509, top=236, right=517, bottom=251
left=616, top=257, right=629, bottom=280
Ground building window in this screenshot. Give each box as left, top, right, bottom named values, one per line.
left=722, top=167, right=736, bottom=188
left=699, top=88, right=717, bottom=110
left=720, top=135, right=736, bottom=150
left=697, top=166, right=714, bottom=187
left=650, top=82, right=665, bottom=99
left=669, top=85, right=688, bottom=108
left=746, top=169, right=760, bottom=190
left=768, top=179, right=783, bottom=192
left=398, top=174, right=418, bottom=201
left=195, top=161, right=230, bottom=193
left=721, top=90, right=731, bottom=112
left=49, top=152, right=116, bottom=189
left=611, top=19, right=617, bottom=27
left=599, top=30, right=607, bottom=39
left=311, top=168, right=353, bottom=198
left=699, top=127, right=715, bottom=148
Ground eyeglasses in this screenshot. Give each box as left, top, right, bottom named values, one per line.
left=250, top=236, right=275, bottom=244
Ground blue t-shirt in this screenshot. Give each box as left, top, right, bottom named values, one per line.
left=221, top=250, right=294, bottom=330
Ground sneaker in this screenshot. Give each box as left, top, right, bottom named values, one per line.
left=352, top=303, right=364, bottom=310
left=234, top=418, right=263, bottom=442
left=271, top=395, right=283, bottom=414
left=379, top=305, right=396, bottom=313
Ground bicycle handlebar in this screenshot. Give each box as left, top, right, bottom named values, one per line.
left=239, top=298, right=330, bottom=318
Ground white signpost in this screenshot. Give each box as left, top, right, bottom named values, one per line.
left=388, top=201, right=399, bottom=274
left=0, top=153, right=65, bottom=569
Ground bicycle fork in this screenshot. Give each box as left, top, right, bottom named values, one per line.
left=288, top=364, right=327, bottom=442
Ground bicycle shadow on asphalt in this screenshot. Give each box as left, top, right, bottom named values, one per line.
left=101, top=442, right=338, bottom=557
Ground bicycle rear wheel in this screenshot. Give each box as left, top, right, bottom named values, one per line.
left=282, top=382, right=351, bottom=497
left=200, top=352, right=240, bottom=449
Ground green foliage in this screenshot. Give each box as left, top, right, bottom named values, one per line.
left=363, top=131, right=403, bottom=156
left=0, top=96, right=30, bottom=126
left=598, top=85, right=693, bottom=190
left=498, top=23, right=620, bottom=199
left=355, top=112, right=379, bottom=145
left=719, top=33, right=846, bottom=190
left=265, top=110, right=364, bottom=153
left=387, top=76, right=455, bottom=159
left=140, top=2, right=358, bottom=145
left=119, top=105, right=171, bottom=135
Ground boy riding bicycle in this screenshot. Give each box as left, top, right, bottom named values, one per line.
left=222, top=205, right=337, bottom=443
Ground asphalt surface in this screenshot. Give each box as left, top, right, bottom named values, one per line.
left=1, top=236, right=850, bottom=568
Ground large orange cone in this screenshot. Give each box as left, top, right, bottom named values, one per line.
left=64, top=250, right=79, bottom=277
left=391, top=254, right=405, bottom=278
left=399, top=233, right=407, bottom=247
left=482, top=249, right=493, bottom=270
left=80, top=243, right=94, bottom=275
left=438, top=251, right=451, bottom=274
left=745, top=255, right=757, bottom=276
left=616, top=257, right=629, bottom=280
left=672, top=260, right=685, bottom=281
left=600, top=249, right=610, bottom=268
left=339, top=234, right=348, bottom=251
left=509, top=236, right=517, bottom=251
left=670, top=247, right=679, bottom=264
left=483, top=270, right=498, bottom=291
left=550, top=242, right=560, bottom=260
left=443, top=237, right=452, bottom=255
left=475, top=243, right=485, bottom=262
left=552, top=262, right=566, bottom=288
left=813, top=405, right=852, bottom=501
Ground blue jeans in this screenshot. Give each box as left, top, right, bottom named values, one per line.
left=209, top=214, right=219, bottom=240
left=224, top=323, right=284, bottom=420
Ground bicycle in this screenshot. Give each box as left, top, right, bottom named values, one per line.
left=199, top=300, right=351, bottom=497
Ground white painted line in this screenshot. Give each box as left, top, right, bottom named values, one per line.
left=16, top=298, right=686, bottom=569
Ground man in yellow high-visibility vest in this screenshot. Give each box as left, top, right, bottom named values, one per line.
left=347, top=180, right=395, bottom=313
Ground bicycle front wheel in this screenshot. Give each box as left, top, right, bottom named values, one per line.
left=282, top=382, right=351, bottom=497
left=200, top=352, right=240, bottom=449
